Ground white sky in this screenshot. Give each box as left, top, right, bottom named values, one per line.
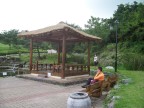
left=0, top=0, right=143, bottom=32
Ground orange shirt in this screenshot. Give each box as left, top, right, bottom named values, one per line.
left=94, top=72, right=104, bottom=81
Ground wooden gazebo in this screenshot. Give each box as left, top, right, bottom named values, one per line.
left=18, top=22, right=101, bottom=79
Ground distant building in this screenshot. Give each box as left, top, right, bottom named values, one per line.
left=47, top=49, right=57, bottom=54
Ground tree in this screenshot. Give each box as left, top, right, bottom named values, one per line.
left=0, top=29, right=19, bottom=49
left=109, top=1, right=144, bottom=42
left=84, top=16, right=111, bottom=54
left=85, top=16, right=111, bottom=43
left=65, top=22, right=86, bottom=53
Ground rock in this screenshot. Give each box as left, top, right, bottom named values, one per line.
left=105, top=66, right=114, bottom=70
left=108, top=100, right=115, bottom=108
left=112, top=96, right=121, bottom=100
left=114, top=84, right=120, bottom=89
left=107, top=96, right=121, bottom=108
left=121, top=78, right=132, bottom=84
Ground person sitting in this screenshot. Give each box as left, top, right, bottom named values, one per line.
left=82, top=67, right=104, bottom=88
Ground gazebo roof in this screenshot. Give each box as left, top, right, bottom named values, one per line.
left=18, top=22, right=101, bottom=42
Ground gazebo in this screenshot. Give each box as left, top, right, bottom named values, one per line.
left=18, top=22, right=101, bottom=79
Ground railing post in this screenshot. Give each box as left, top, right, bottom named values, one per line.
left=36, top=61, right=38, bottom=71
left=58, top=42, right=61, bottom=65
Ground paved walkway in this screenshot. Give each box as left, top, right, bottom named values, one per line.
left=0, top=77, right=104, bottom=108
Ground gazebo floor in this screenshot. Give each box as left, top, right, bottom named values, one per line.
left=16, top=74, right=90, bottom=86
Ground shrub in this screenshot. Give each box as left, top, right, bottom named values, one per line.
left=121, top=53, right=144, bottom=71
left=67, top=53, right=85, bottom=64
left=98, top=51, right=115, bottom=67
left=40, top=54, right=47, bottom=59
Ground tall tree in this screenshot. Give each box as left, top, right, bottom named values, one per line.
left=84, top=16, right=111, bottom=54
left=85, top=17, right=111, bottom=44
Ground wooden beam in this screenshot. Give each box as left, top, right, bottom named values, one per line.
left=29, top=39, right=33, bottom=71
left=58, top=42, right=61, bottom=65
left=62, top=35, right=66, bottom=79
left=88, top=41, right=90, bottom=75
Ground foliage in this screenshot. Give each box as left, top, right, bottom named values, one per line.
left=67, top=53, right=85, bottom=64
left=119, top=41, right=144, bottom=54
left=20, top=53, right=58, bottom=64
left=66, top=22, right=82, bottom=30
left=37, top=54, right=58, bottom=64
left=109, top=1, right=144, bottom=43
left=84, top=2, right=144, bottom=55
left=85, top=16, right=111, bottom=49
left=85, top=16, right=110, bottom=41
left=121, top=53, right=144, bottom=70
left=97, top=43, right=144, bottom=71
left=65, top=23, right=85, bottom=54
left=0, top=29, right=19, bottom=48
left=72, top=43, right=87, bottom=53
left=84, top=1, right=144, bottom=70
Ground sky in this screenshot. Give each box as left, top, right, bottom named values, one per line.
left=0, top=0, right=143, bottom=32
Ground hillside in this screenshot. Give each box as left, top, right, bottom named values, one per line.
left=98, top=42, right=144, bottom=71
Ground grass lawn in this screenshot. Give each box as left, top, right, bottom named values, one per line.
left=113, top=70, right=144, bottom=108
left=0, top=43, right=28, bottom=55
left=0, top=43, right=15, bottom=54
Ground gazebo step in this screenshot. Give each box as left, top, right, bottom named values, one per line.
left=65, top=74, right=90, bottom=80
left=16, top=74, right=88, bottom=86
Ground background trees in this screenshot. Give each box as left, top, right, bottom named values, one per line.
left=0, top=30, right=19, bottom=49
left=109, top=1, right=144, bottom=43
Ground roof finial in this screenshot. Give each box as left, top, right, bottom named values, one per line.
left=59, top=21, right=65, bottom=24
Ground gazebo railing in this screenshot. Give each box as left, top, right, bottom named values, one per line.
left=31, top=62, right=89, bottom=77
left=65, top=64, right=89, bottom=76
left=52, top=64, right=89, bottom=77
left=52, top=64, right=62, bottom=76
left=32, top=61, right=53, bottom=71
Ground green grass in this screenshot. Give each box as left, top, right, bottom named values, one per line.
left=20, top=53, right=58, bottom=64
left=0, top=43, right=15, bottom=54
left=112, top=70, right=144, bottom=108
left=38, top=54, right=58, bottom=64
left=0, top=43, right=29, bottom=55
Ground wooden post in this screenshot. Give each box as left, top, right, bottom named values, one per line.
left=58, top=42, right=60, bottom=65
left=36, top=61, right=38, bottom=71
left=29, top=39, right=33, bottom=71
left=62, top=35, right=66, bottom=79
left=88, top=42, right=90, bottom=75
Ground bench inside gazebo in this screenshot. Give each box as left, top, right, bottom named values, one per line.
left=18, top=22, right=101, bottom=79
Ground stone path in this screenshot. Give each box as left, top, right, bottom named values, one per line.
left=0, top=77, right=105, bottom=108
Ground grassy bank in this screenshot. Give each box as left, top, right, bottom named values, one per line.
left=0, top=43, right=29, bottom=55
left=110, top=70, right=144, bottom=108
